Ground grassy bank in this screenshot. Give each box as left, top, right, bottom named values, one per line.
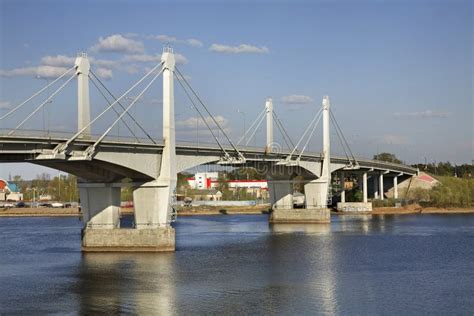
left=426, top=176, right=473, bottom=208
left=370, top=176, right=473, bottom=209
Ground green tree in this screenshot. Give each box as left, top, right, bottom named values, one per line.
left=373, top=152, right=402, bottom=164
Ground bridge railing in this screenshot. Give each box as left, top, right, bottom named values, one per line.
left=0, top=129, right=417, bottom=174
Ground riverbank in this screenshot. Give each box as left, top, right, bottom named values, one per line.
left=1, top=204, right=472, bottom=217
left=0, top=205, right=271, bottom=217
left=0, top=207, right=82, bottom=217
left=177, top=205, right=270, bottom=216
left=0, top=207, right=134, bottom=217
left=338, top=204, right=474, bottom=215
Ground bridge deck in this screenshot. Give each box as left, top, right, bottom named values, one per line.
left=0, top=132, right=418, bottom=175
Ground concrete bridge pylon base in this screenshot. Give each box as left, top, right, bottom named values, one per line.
left=269, top=208, right=330, bottom=224
left=81, top=227, right=175, bottom=252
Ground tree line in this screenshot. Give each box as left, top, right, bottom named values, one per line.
left=374, top=152, right=473, bottom=178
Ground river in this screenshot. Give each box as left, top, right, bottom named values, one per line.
left=0, top=214, right=473, bottom=314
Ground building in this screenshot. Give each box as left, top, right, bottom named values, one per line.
left=211, top=179, right=268, bottom=199
left=0, top=179, right=23, bottom=202
left=186, top=172, right=269, bottom=199
left=186, top=172, right=219, bottom=190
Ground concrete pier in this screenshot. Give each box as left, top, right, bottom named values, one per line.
left=82, top=227, right=175, bottom=252
left=79, top=48, right=178, bottom=252
left=270, top=208, right=330, bottom=224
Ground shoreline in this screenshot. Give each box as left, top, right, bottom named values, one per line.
left=1, top=205, right=473, bottom=218
left=339, top=205, right=474, bottom=215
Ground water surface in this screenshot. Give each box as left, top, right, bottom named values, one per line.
left=1, top=214, right=473, bottom=314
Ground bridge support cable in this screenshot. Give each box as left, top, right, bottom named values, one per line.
left=236, top=108, right=266, bottom=146
left=272, top=111, right=297, bottom=151
left=88, top=74, right=140, bottom=143
left=174, top=66, right=245, bottom=162
left=89, top=70, right=157, bottom=144
left=174, top=74, right=232, bottom=159
left=55, top=61, right=164, bottom=154
left=330, top=112, right=351, bottom=166
left=329, top=109, right=358, bottom=167
left=285, top=107, right=323, bottom=162
left=84, top=67, right=165, bottom=158
left=8, top=73, right=76, bottom=135
left=296, top=110, right=324, bottom=161
left=243, top=112, right=266, bottom=146
left=236, top=108, right=267, bottom=146
left=0, top=66, right=75, bottom=121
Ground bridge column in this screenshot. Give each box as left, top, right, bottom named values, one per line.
left=81, top=48, right=176, bottom=252
left=79, top=182, right=120, bottom=229
left=128, top=47, right=176, bottom=250
left=379, top=172, right=384, bottom=201
left=75, top=53, right=91, bottom=137
left=340, top=171, right=346, bottom=203
left=270, top=96, right=331, bottom=224
left=373, top=174, right=379, bottom=199
left=265, top=98, right=273, bottom=153
left=393, top=175, right=399, bottom=199
left=303, top=96, right=331, bottom=208
left=362, top=172, right=368, bottom=203
left=268, top=178, right=293, bottom=209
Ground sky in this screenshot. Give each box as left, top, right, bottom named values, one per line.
left=0, top=0, right=472, bottom=179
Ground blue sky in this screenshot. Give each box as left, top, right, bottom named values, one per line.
left=0, top=0, right=472, bottom=179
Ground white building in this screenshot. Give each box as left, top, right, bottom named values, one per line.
left=186, top=172, right=219, bottom=190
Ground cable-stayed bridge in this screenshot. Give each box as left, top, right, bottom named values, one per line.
left=0, top=48, right=417, bottom=251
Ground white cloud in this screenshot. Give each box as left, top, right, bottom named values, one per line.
left=91, top=34, right=144, bottom=54
left=150, top=34, right=204, bottom=47
left=154, top=34, right=178, bottom=43
left=176, top=115, right=230, bottom=132
left=0, top=65, right=69, bottom=79
left=90, top=58, right=120, bottom=69
left=281, top=95, right=314, bottom=105
left=173, top=53, right=188, bottom=65
left=0, top=101, right=11, bottom=109
left=41, top=55, right=75, bottom=67
left=0, top=43, right=187, bottom=81
left=95, top=68, right=113, bottom=80
left=187, top=38, right=204, bottom=47
left=209, top=43, right=269, bottom=54
left=393, top=110, right=451, bottom=119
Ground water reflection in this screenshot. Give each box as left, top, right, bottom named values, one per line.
left=270, top=223, right=331, bottom=235
left=77, top=253, right=176, bottom=314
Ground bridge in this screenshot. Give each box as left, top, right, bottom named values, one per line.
left=0, top=48, right=417, bottom=251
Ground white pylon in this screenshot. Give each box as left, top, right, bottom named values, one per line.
left=265, top=98, right=273, bottom=153
left=75, top=53, right=91, bottom=137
